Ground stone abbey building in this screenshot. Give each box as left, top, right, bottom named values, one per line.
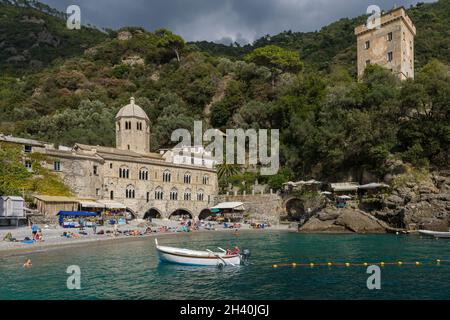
left=2, top=98, right=218, bottom=220
left=355, top=7, right=416, bottom=80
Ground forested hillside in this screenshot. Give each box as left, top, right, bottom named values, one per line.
left=0, top=0, right=448, bottom=188
left=194, top=0, right=450, bottom=74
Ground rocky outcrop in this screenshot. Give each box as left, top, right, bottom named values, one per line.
left=121, top=55, right=145, bottom=66
left=375, top=170, right=450, bottom=231
left=299, top=208, right=387, bottom=233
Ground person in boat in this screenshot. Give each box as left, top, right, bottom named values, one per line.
left=226, top=246, right=241, bottom=255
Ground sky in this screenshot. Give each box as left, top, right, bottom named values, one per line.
left=41, top=0, right=436, bottom=44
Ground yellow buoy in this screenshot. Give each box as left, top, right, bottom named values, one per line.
left=436, top=259, right=441, bottom=264
left=363, top=262, right=368, bottom=267
left=380, top=262, right=385, bottom=267
left=273, top=264, right=278, bottom=268
left=327, top=262, right=332, bottom=267
left=292, top=263, right=297, bottom=267
left=310, top=263, right=315, bottom=267
left=415, top=261, right=421, bottom=266
left=398, top=261, right=403, bottom=266
left=345, top=262, right=350, bottom=267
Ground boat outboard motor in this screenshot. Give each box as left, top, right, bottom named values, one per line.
left=239, top=249, right=251, bottom=264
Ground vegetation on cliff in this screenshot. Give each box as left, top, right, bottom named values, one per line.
left=0, top=0, right=448, bottom=188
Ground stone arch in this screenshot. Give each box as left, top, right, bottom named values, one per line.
left=169, top=208, right=193, bottom=220
left=143, top=208, right=162, bottom=220
left=199, top=208, right=212, bottom=220
left=125, top=207, right=137, bottom=220
left=284, top=197, right=305, bottom=221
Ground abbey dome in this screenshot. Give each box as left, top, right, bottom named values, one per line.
left=115, top=97, right=149, bottom=121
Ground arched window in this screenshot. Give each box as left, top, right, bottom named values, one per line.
left=184, top=172, right=192, bottom=184
left=184, top=188, right=192, bottom=201
left=155, top=187, right=164, bottom=200
left=202, top=175, right=209, bottom=185
left=197, top=189, right=205, bottom=201
left=163, top=170, right=171, bottom=182
left=125, top=185, right=135, bottom=199
left=119, top=166, right=129, bottom=179
left=139, top=168, right=149, bottom=180
left=170, top=188, right=178, bottom=201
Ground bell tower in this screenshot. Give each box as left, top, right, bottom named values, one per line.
left=115, top=97, right=150, bottom=154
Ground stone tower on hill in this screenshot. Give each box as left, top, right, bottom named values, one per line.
left=355, top=7, right=416, bottom=80
left=115, top=97, right=150, bottom=154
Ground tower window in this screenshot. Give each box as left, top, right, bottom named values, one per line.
left=197, top=189, right=204, bottom=201
left=125, top=185, right=135, bottom=199
left=387, top=32, right=393, bottom=41
left=387, top=51, right=393, bottom=62
left=184, top=172, right=192, bottom=184
left=54, top=161, right=61, bottom=171
left=155, top=187, right=164, bottom=200
left=139, top=168, right=149, bottom=180
left=93, top=165, right=98, bottom=176
left=110, top=190, right=114, bottom=200
left=25, top=160, right=32, bottom=170
left=24, top=145, right=32, bottom=153
left=119, top=167, right=129, bottom=179
left=170, top=188, right=178, bottom=200
left=163, top=170, right=171, bottom=182
left=365, top=60, right=371, bottom=66
left=184, top=189, right=192, bottom=201
left=364, top=41, right=370, bottom=49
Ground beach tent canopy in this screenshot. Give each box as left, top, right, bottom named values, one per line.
left=358, top=183, right=390, bottom=190
left=96, top=200, right=127, bottom=209
left=336, top=195, right=352, bottom=200
left=330, top=182, right=359, bottom=192
left=210, top=202, right=245, bottom=211
left=79, top=201, right=105, bottom=208
left=57, top=211, right=100, bottom=217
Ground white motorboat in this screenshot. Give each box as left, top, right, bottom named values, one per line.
left=155, top=239, right=250, bottom=266
left=418, top=230, right=450, bottom=238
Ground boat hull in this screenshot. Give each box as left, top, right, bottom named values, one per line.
left=156, top=247, right=241, bottom=266
left=418, top=230, right=450, bottom=238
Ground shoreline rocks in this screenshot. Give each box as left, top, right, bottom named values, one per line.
left=299, top=208, right=387, bottom=233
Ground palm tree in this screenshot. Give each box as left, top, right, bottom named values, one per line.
left=215, top=163, right=242, bottom=181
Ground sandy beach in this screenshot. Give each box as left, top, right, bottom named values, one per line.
left=0, top=221, right=291, bottom=258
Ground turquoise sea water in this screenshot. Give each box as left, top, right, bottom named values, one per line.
left=0, top=231, right=449, bottom=300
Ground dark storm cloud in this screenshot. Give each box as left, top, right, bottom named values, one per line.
left=41, top=0, right=435, bottom=43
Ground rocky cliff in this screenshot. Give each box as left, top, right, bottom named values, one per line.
left=298, top=170, right=450, bottom=233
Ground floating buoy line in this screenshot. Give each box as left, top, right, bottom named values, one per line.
left=272, top=259, right=450, bottom=268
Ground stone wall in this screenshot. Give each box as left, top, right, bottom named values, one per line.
left=217, top=193, right=284, bottom=224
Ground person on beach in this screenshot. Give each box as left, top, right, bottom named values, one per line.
left=23, top=259, right=32, bottom=268
left=113, top=223, right=118, bottom=236
left=92, top=223, right=97, bottom=235
left=31, top=223, right=38, bottom=240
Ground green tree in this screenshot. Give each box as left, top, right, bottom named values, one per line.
left=155, top=28, right=185, bottom=62
left=245, top=45, right=303, bottom=87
